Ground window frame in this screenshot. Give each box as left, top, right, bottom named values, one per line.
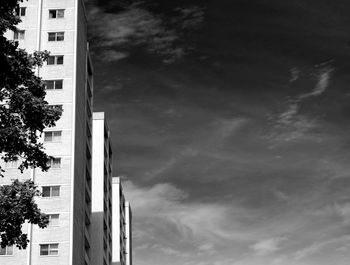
left=45, top=79, right=63, bottom=90
left=39, top=243, right=59, bottom=256
left=0, top=245, right=14, bottom=256
left=48, top=157, right=61, bottom=169
left=13, top=30, right=25, bottom=40
left=47, top=214, right=60, bottom=226
left=4, top=160, right=19, bottom=168
left=42, top=186, right=60, bottom=198
left=44, top=131, right=62, bottom=143
left=15, top=7, right=26, bottom=17
left=49, top=9, right=65, bottom=19
left=48, top=32, right=64, bottom=42
left=47, top=55, right=64, bottom=65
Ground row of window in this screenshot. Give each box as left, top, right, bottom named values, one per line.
left=16, top=7, right=65, bottom=19
left=4, top=157, right=61, bottom=169
left=14, top=30, right=65, bottom=41
left=6, top=6, right=78, bottom=260
left=1, top=243, right=60, bottom=256
left=14, top=8, right=66, bottom=41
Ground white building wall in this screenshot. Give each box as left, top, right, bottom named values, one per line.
left=125, top=202, right=132, bottom=265
left=91, top=112, right=113, bottom=265
left=112, top=177, right=127, bottom=265
left=1, top=0, right=92, bottom=265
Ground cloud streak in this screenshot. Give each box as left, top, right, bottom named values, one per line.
left=294, top=235, right=350, bottom=260
left=250, top=236, right=287, bottom=256
left=267, top=66, right=334, bottom=144
left=87, top=3, right=205, bottom=63
left=278, top=66, right=334, bottom=126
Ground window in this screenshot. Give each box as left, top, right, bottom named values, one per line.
left=4, top=160, right=18, bottom=168
left=48, top=158, right=61, bottom=168
left=49, top=9, right=64, bottom=18
left=48, top=32, right=64, bottom=41
left=46, top=80, right=63, bottom=90
left=47, top=55, right=64, bottom=65
left=15, top=7, right=26, bottom=16
left=40, top=244, right=58, bottom=256
left=47, top=214, right=59, bottom=226
left=44, top=131, right=62, bottom=142
left=42, top=186, right=60, bottom=197
left=14, top=30, right=25, bottom=40
left=0, top=245, right=13, bottom=256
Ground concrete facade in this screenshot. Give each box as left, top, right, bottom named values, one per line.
left=112, top=178, right=132, bottom=265
left=91, top=112, right=113, bottom=265
left=0, top=1, right=93, bottom=265
left=125, top=202, right=132, bottom=265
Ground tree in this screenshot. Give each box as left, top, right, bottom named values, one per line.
left=0, top=180, right=48, bottom=248
left=0, top=0, right=61, bottom=249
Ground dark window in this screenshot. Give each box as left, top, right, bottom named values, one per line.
left=45, top=80, right=63, bottom=90
left=48, top=32, right=64, bottom=41
left=48, top=157, right=61, bottom=168
left=15, top=7, right=26, bottom=16
left=40, top=244, right=59, bottom=255
left=47, top=56, right=64, bottom=65
left=46, top=80, right=55, bottom=89
left=55, top=80, right=63, bottom=89
left=56, top=56, right=64, bottom=64
left=0, top=245, right=13, bottom=255
left=42, top=186, right=60, bottom=197
left=14, top=30, right=25, bottom=40
left=48, top=33, right=56, bottom=41
left=44, top=131, right=62, bottom=142
left=56, top=32, right=64, bottom=41
left=49, top=9, right=64, bottom=19
left=47, top=56, right=55, bottom=65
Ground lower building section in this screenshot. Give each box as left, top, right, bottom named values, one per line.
left=112, top=177, right=132, bottom=265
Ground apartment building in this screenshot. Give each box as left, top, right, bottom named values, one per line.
left=0, top=0, right=93, bottom=265
left=112, top=177, right=132, bottom=265
left=125, top=201, right=132, bottom=265
left=91, top=112, right=113, bottom=265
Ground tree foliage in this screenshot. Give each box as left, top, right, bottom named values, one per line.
left=0, top=0, right=61, bottom=248
left=0, top=180, right=49, bottom=249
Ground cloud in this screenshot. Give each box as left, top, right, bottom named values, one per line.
left=250, top=236, right=287, bottom=256
left=289, top=67, right=300, bottom=83
left=98, top=49, right=129, bottom=62
left=123, top=180, right=271, bottom=265
left=273, top=190, right=289, bottom=202
left=335, top=203, right=350, bottom=224
left=294, top=235, right=350, bottom=260
left=218, top=118, right=248, bottom=138
left=299, top=67, right=334, bottom=99
left=87, top=4, right=205, bottom=63
left=125, top=181, right=234, bottom=241
left=278, top=66, right=334, bottom=126
left=267, top=66, right=334, bottom=144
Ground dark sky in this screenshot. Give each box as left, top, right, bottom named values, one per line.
left=86, top=1, right=350, bottom=264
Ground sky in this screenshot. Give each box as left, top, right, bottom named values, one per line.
left=86, top=1, right=350, bottom=264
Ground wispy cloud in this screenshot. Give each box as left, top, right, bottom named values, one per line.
left=289, top=67, right=300, bottom=83
left=250, top=236, right=287, bottom=256
left=123, top=180, right=268, bottom=265
left=294, top=235, right=350, bottom=260
left=278, top=66, right=334, bottom=126
left=87, top=3, right=205, bottom=63
left=335, top=203, right=350, bottom=224
left=267, top=66, right=334, bottom=144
